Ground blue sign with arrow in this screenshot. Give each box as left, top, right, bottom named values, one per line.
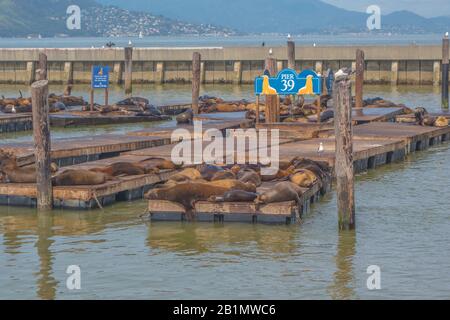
left=254, top=68, right=322, bottom=96
left=92, top=66, right=110, bottom=89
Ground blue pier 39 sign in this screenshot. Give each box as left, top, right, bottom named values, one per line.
left=254, top=69, right=322, bottom=96
left=92, top=66, right=110, bottom=89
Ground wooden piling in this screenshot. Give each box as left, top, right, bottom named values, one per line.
left=192, top=52, right=201, bottom=115
left=37, top=52, right=47, bottom=81
left=31, top=80, right=53, bottom=211
left=355, top=49, right=365, bottom=109
left=333, top=75, right=355, bottom=230
left=124, top=46, right=133, bottom=96
left=264, top=57, right=279, bottom=123
left=287, top=41, right=295, bottom=70
left=442, top=34, right=449, bottom=109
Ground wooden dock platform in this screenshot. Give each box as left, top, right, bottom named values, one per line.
left=0, top=114, right=32, bottom=133
left=49, top=112, right=171, bottom=127
left=352, top=107, right=406, bottom=124
left=0, top=133, right=173, bottom=167
left=149, top=177, right=331, bottom=224
left=396, top=111, right=450, bottom=123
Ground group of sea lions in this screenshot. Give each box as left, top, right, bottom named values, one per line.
left=414, top=107, right=448, bottom=127
left=0, top=88, right=86, bottom=114
left=145, top=158, right=330, bottom=218
left=83, top=96, right=165, bottom=118
left=0, top=150, right=180, bottom=186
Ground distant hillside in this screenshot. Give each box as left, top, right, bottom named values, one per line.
left=98, top=0, right=450, bottom=34
left=0, top=0, right=236, bottom=37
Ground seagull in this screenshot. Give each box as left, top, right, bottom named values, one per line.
left=317, top=142, right=324, bottom=156
left=313, top=43, right=316, bottom=47
left=287, top=33, right=292, bottom=40
left=334, top=67, right=354, bottom=81
left=11, top=105, right=16, bottom=114
left=128, top=40, right=133, bottom=46
left=446, top=32, right=449, bottom=37
left=269, top=48, right=273, bottom=56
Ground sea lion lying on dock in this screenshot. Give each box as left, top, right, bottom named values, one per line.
left=146, top=182, right=231, bottom=216
left=90, top=162, right=147, bottom=176
left=289, top=169, right=317, bottom=188
left=116, top=97, right=149, bottom=107
left=261, top=165, right=296, bottom=182
left=211, top=170, right=236, bottom=181
left=52, top=169, right=112, bottom=186
left=169, top=168, right=202, bottom=182
left=414, top=107, right=428, bottom=126
left=198, top=164, right=224, bottom=181
left=176, top=108, right=194, bottom=124
left=434, top=116, right=449, bottom=127
left=208, top=190, right=258, bottom=203
left=237, top=169, right=262, bottom=187
left=0, top=152, right=58, bottom=183
left=255, top=181, right=303, bottom=205
left=139, top=157, right=181, bottom=171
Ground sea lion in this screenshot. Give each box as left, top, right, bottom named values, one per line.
left=237, top=169, right=262, bottom=187
left=176, top=108, right=194, bottom=124
left=289, top=169, right=317, bottom=188
left=434, top=116, right=449, bottom=127
left=169, top=168, right=202, bottom=182
left=207, top=179, right=257, bottom=193
left=211, top=170, right=236, bottom=181
left=145, top=182, right=231, bottom=216
left=414, top=107, right=428, bottom=126
left=208, top=190, right=258, bottom=202
left=215, top=103, right=244, bottom=113
left=256, top=181, right=303, bottom=205
left=139, top=157, right=181, bottom=171
left=198, top=164, right=225, bottom=181
left=0, top=152, right=58, bottom=183
left=261, top=165, right=296, bottom=182
left=52, top=169, right=111, bottom=186
left=90, top=162, right=147, bottom=176
left=116, top=97, right=149, bottom=106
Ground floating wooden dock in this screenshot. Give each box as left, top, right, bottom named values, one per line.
left=49, top=112, right=171, bottom=127
left=0, top=114, right=32, bottom=133
left=396, top=111, right=450, bottom=123
left=149, top=177, right=331, bottom=224
left=352, top=107, right=406, bottom=124
left=0, top=133, right=173, bottom=167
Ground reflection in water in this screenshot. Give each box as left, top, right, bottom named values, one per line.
left=35, top=212, right=57, bottom=300
left=328, top=230, right=356, bottom=300
left=146, top=222, right=299, bottom=256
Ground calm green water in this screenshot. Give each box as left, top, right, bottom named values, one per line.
left=0, top=84, right=450, bottom=299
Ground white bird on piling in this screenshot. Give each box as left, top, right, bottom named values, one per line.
left=334, top=67, right=354, bottom=81
left=287, top=33, right=292, bottom=40
left=317, top=142, right=324, bottom=156
left=128, top=40, right=133, bottom=46
left=446, top=32, right=449, bottom=37
left=269, top=48, right=273, bottom=56
left=313, top=43, right=316, bottom=47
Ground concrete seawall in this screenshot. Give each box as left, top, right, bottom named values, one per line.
left=0, top=46, right=448, bottom=85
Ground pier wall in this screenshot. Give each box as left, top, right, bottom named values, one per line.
left=0, top=46, right=448, bottom=85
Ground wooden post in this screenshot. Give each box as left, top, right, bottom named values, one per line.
left=333, top=75, right=355, bottom=231
left=90, top=88, right=94, bottom=112
left=31, top=80, right=52, bottom=211
left=287, top=40, right=295, bottom=70
left=264, top=57, right=279, bottom=123
left=256, top=95, right=260, bottom=124
left=355, top=49, right=365, bottom=109
left=105, top=88, right=109, bottom=107
left=192, top=52, right=201, bottom=115
left=124, top=46, right=133, bottom=96
left=37, top=52, right=47, bottom=81
left=442, top=34, right=449, bottom=109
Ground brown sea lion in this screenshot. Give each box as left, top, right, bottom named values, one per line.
left=139, top=157, right=181, bottom=171
left=289, top=169, right=317, bottom=188
left=198, top=164, right=224, bottom=181
left=434, top=116, right=449, bottom=127
left=0, top=152, right=58, bottom=183
left=237, top=169, right=262, bottom=187
left=215, top=103, right=244, bottom=113
left=414, top=107, right=428, bottom=125
left=52, top=169, right=111, bottom=186
left=211, top=170, right=236, bottom=181
left=176, top=108, right=194, bottom=124
left=207, top=179, right=257, bottom=193
left=261, top=165, right=296, bottom=182
left=145, top=182, right=231, bottom=216
left=256, top=181, right=303, bottom=205
left=169, top=168, right=202, bottom=182
left=90, top=162, right=147, bottom=176
left=208, top=190, right=258, bottom=202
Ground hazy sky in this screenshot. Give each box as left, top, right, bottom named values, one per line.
left=322, top=0, right=450, bottom=17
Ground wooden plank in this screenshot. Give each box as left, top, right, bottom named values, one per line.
left=50, top=112, right=170, bottom=127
